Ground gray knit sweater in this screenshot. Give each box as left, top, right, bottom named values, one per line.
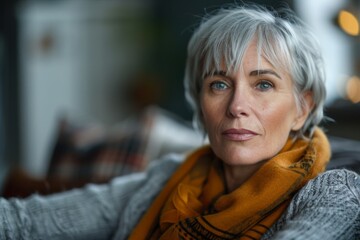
left=0, top=153, right=359, bottom=240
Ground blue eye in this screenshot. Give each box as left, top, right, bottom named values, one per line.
left=210, top=81, right=228, bottom=90
left=256, top=81, right=273, bottom=91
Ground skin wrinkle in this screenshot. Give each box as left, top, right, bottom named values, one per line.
left=200, top=39, right=312, bottom=191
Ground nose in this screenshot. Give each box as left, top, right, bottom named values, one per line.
left=227, top=87, right=250, bottom=118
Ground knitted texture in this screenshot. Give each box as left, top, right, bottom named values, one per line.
left=0, top=155, right=359, bottom=239
left=262, top=169, right=360, bottom=240
left=112, top=154, right=182, bottom=239
left=0, top=154, right=182, bottom=240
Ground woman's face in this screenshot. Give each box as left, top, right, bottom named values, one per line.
left=200, top=40, right=309, bottom=167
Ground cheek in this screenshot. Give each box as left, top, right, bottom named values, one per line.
left=201, top=95, right=219, bottom=121
left=200, top=97, right=212, bottom=130
left=261, top=101, right=298, bottom=134
left=201, top=102, right=216, bottom=130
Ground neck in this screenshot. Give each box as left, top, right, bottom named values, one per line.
left=223, top=161, right=266, bottom=192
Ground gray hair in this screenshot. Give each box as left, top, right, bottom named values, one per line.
left=184, top=4, right=326, bottom=139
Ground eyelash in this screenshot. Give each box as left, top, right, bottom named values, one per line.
left=210, top=81, right=229, bottom=90
left=207, top=79, right=274, bottom=92
left=256, top=80, right=274, bottom=91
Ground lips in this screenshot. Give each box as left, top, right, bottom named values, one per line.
left=222, top=128, right=259, bottom=141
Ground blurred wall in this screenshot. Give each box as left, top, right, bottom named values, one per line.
left=0, top=0, right=21, bottom=184
left=18, top=0, right=155, bottom=176
left=14, top=0, right=291, bottom=177
left=3, top=0, right=360, bottom=178
left=295, top=0, right=360, bottom=140
left=295, top=0, right=352, bottom=104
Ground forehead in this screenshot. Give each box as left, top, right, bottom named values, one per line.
left=203, top=38, right=290, bottom=78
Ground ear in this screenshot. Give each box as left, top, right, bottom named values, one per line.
left=291, top=91, right=314, bottom=131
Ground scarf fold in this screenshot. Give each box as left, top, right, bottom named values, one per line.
left=129, top=128, right=330, bottom=240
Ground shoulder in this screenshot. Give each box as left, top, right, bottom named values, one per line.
left=306, top=169, right=360, bottom=193
left=293, top=169, right=360, bottom=208
left=284, top=170, right=358, bottom=225
left=262, top=170, right=360, bottom=239
left=290, top=169, right=360, bottom=230
left=312, top=168, right=359, bottom=185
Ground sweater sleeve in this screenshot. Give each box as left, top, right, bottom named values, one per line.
left=263, top=169, right=360, bottom=240
left=0, top=172, right=147, bottom=240
left=0, top=154, right=183, bottom=240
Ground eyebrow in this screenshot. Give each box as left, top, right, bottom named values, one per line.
left=204, top=69, right=282, bottom=79
left=249, top=69, right=282, bottom=79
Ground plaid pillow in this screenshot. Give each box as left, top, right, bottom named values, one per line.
left=47, top=113, right=153, bottom=183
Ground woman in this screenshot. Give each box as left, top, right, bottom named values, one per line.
left=1, top=4, right=359, bottom=240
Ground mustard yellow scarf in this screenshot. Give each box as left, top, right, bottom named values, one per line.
left=129, top=128, right=331, bottom=239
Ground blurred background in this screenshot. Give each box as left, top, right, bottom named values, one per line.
left=0, top=0, right=359, bottom=188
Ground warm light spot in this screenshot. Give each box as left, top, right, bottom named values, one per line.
left=338, top=10, right=359, bottom=36
left=346, top=76, right=360, bottom=103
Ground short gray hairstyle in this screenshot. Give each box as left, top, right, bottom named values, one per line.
left=184, top=4, right=326, bottom=139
